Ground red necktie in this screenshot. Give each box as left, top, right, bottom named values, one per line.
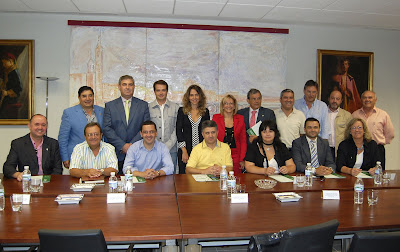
left=250, top=110, right=257, bottom=128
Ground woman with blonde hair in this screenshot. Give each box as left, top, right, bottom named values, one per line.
left=212, top=94, right=246, bottom=174
left=336, top=118, right=380, bottom=176
left=176, top=85, right=210, bottom=174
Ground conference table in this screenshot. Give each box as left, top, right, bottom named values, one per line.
left=0, top=171, right=400, bottom=250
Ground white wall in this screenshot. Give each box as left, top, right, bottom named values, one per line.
left=0, top=13, right=399, bottom=172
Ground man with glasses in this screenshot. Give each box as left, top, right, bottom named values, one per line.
left=122, top=121, right=174, bottom=179
left=69, top=122, right=118, bottom=178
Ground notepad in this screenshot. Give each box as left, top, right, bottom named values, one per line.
left=192, top=174, right=219, bottom=182
left=324, top=173, right=346, bottom=179
left=356, top=171, right=373, bottom=179
left=269, top=174, right=294, bottom=183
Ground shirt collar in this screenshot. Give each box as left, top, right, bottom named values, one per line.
left=30, top=134, right=44, bottom=148
left=306, top=136, right=317, bottom=144
left=201, top=139, right=220, bottom=149
left=360, top=106, right=377, bottom=114
left=150, top=99, right=170, bottom=108
left=250, top=107, right=259, bottom=113
left=121, top=96, right=132, bottom=104
left=138, top=139, right=157, bottom=151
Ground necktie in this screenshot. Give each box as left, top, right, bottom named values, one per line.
left=310, top=140, right=320, bottom=168
left=124, top=100, right=130, bottom=124
left=250, top=110, right=257, bottom=128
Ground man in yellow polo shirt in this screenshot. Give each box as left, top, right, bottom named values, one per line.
left=186, top=120, right=233, bottom=175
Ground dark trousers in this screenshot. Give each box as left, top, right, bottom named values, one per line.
left=377, top=144, right=386, bottom=170
left=118, top=160, right=125, bottom=175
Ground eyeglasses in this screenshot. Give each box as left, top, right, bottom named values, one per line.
left=86, top=133, right=100, bottom=137
left=351, top=126, right=363, bottom=130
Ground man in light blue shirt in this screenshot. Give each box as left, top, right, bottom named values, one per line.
left=148, top=80, right=179, bottom=173
left=294, top=80, right=331, bottom=140
left=123, top=121, right=174, bottom=179
left=70, top=122, right=118, bottom=178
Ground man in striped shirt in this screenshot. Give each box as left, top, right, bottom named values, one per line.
left=70, top=122, right=118, bottom=178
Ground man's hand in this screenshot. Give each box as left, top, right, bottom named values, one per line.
left=315, top=166, right=333, bottom=176
left=279, top=166, right=289, bottom=174
left=86, top=169, right=102, bottom=178
left=63, top=160, right=70, bottom=169
left=368, top=167, right=375, bottom=176
left=249, top=135, right=258, bottom=143
left=265, top=167, right=277, bottom=175
left=13, top=172, right=23, bottom=181
left=351, top=168, right=362, bottom=177
left=143, top=169, right=158, bottom=179
left=121, top=143, right=132, bottom=154
left=239, top=161, right=245, bottom=170
left=204, top=165, right=221, bottom=176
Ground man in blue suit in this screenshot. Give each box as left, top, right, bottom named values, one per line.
left=237, top=88, right=275, bottom=144
left=103, top=75, right=150, bottom=174
left=58, top=86, right=104, bottom=169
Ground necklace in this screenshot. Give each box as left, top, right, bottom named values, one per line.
left=356, top=145, right=364, bottom=151
left=263, top=142, right=273, bottom=151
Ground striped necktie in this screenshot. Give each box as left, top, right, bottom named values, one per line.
left=310, top=140, right=320, bottom=168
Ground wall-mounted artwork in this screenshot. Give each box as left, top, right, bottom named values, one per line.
left=69, top=25, right=288, bottom=114
left=0, top=40, right=34, bottom=125
left=317, top=49, right=373, bottom=113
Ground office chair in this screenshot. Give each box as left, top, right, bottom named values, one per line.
left=38, top=229, right=108, bottom=252
left=348, top=231, right=400, bottom=252
left=248, top=219, right=339, bottom=252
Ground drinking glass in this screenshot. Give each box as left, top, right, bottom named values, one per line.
left=11, top=194, right=23, bottom=212
left=30, top=178, right=41, bottom=192
left=236, top=184, right=246, bottom=193
left=296, top=174, right=305, bottom=187
left=367, top=189, right=378, bottom=206
left=382, top=173, right=391, bottom=184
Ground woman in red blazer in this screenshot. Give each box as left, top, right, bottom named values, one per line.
left=212, top=95, right=247, bottom=174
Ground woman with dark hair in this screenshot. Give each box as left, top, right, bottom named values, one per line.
left=212, top=94, right=246, bottom=174
left=336, top=118, right=380, bottom=176
left=176, top=84, right=210, bottom=174
left=244, top=120, right=295, bottom=175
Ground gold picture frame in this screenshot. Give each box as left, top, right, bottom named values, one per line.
left=317, top=49, right=373, bottom=114
left=0, top=40, right=34, bottom=124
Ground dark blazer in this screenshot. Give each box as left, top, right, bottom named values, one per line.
left=292, top=135, right=336, bottom=172
left=336, top=138, right=380, bottom=172
left=3, top=134, right=62, bottom=178
left=176, top=107, right=210, bottom=173
left=103, top=97, right=150, bottom=161
left=58, top=104, right=104, bottom=162
left=212, top=113, right=247, bottom=161
left=237, top=106, right=276, bottom=145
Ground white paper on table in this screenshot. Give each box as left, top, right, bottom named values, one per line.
left=324, top=174, right=346, bottom=179
left=246, top=121, right=262, bottom=136
left=191, top=174, right=216, bottom=182
left=269, top=175, right=293, bottom=183
left=231, top=193, right=249, bottom=203
left=356, top=172, right=374, bottom=179
left=32, top=175, right=44, bottom=186
left=322, top=190, right=340, bottom=200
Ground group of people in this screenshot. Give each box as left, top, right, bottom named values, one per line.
left=2, top=76, right=395, bottom=181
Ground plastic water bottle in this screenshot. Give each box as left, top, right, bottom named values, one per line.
left=305, top=163, right=313, bottom=187
left=125, top=168, right=133, bottom=191
left=227, top=171, right=236, bottom=199
left=22, top=166, right=31, bottom=193
left=0, top=179, right=4, bottom=211
left=354, top=177, right=364, bottom=204
left=220, top=166, right=228, bottom=191
left=109, top=172, right=118, bottom=193
left=374, top=161, right=383, bottom=185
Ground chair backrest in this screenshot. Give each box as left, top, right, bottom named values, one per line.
left=248, top=219, right=339, bottom=252
left=38, top=229, right=108, bottom=252
left=349, top=231, right=400, bottom=252
left=277, top=219, right=339, bottom=252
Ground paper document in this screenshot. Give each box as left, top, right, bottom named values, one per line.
left=356, top=171, right=373, bottom=179
left=324, top=173, right=346, bottom=179
left=192, top=174, right=219, bottom=182
left=269, top=174, right=294, bottom=183
left=247, top=121, right=262, bottom=136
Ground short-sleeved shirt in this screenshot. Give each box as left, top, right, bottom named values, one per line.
left=186, top=140, right=233, bottom=170
left=274, top=108, right=305, bottom=148
left=244, top=141, right=292, bottom=168
left=70, top=141, right=118, bottom=170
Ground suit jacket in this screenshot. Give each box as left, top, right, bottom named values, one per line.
left=292, top=135, right=336, bottom=172
left=333, top=108, right=352, bottom=155
left=58, top=104, right=104, bottom=162
left=336, top=138, right=380, bottom=172
left=3, top=134, right=62, bottom=178
left=212, top=113, right=247, bottom=162
left=103, top=97, right=150, bottom=161
left=176, top=107, right=210, bottom=154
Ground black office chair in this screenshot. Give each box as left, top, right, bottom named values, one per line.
left=38, top=229, right=108, bottom=252
left=348, top=231, right=400, bottom=252
left=248, top=219, right=339, bottom=252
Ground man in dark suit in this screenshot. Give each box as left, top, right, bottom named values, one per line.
left=292, top=117, right=336, bottom=175
left=3, top=114, right=62, bottom=180
left=237, top=89, right=275, bottom=144
left=103, top=75, right=150, bottom=174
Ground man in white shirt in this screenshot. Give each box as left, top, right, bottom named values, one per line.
left=148, top=80, right=179, bottom=173
left=327, top=90, right=352, bottom=159
left=274, top=89, right=305, bottom=150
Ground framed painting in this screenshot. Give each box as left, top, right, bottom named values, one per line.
left=317, top=49, right=373, bottom=114
left=0, top=40, right=34, bottom=125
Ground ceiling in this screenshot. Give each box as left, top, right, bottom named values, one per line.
left=2, top=0, right=400, bottom=30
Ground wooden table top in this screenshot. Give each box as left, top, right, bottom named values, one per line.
left=2, top=175, right=176, bottom=197
left=178, top=189, right=400, bottom=239
left=174, top=171, right=400, bottom=195
left=0, top=195, right=181, bottom=243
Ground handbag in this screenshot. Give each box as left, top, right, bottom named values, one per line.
left=248, top=230, right=285, bottom=252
